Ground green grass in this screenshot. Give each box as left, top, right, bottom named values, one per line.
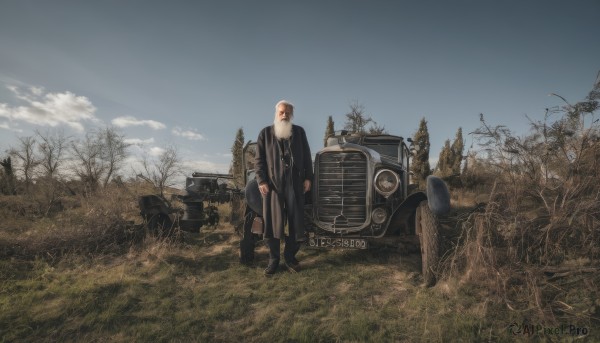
left=1, top=224, right=597, bottom=342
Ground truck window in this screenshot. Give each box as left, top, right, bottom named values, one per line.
left=365, top=144, right=399, bottom=162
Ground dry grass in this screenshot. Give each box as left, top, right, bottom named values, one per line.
left=1, top=182, right=598, bottom=341
left=0, top=184, right=145, bottom=261
left=437, top=85, right=600, bottom=334
left=1, top=175, right=597, bottom=342
left=0, top=228, right=506, bottom=342
left=0, top=186, right=512, bottom=343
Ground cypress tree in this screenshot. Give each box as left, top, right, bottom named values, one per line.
left=450, top=127, right=464, bottom=175
left=324, top=116, right=335, bottom=147
left=411, top=118, right=431, bottom=188
left=231, top=127, right=245, bottom=188
left=437, top=139, right=452, bottom=177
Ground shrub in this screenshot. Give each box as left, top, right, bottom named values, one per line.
left=441, top=77, right=600, bottom=325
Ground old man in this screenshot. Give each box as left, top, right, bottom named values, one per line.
left=255, top=100, right=313, bottom=276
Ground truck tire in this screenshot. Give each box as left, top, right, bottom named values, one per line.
left=416, top=200, right=439, bottom=287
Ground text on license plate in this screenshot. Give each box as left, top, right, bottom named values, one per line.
left=308, top=237, right=368, bottom=249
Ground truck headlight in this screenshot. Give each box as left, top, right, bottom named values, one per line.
left=372, top=207, right=387, bottom=224
left=374, top=169, right=400, bottom=197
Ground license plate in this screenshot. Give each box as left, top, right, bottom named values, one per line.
left=307, top=237, right=368, bottom=249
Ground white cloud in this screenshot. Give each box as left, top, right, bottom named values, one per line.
left=30, top=86, right=44, bottom=96
left=6, top=85, right=26, bottom=101
left=0, top=121, right=23, bottom=133
left=112, top=116, right=166, bottom=130
left=124, top=137, right=155, bottom=146
left=128, top=144, right=145, bottom=155
left=172, top=127, right=205, bottom=141
left=121, top=155, right=145, bottom=176
left=149, top=146, right=166, bottom=156
left=0, top=86, right=98, bottom=132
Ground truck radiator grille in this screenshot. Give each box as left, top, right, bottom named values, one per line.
left=316, top=151, right=367, bottom=229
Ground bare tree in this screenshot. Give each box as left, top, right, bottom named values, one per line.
left=36, top=129, right=69, bottom=178
left=9, top=136, right=40, bottom=193
left=100, top=127, right=129, bottom=188
left=33, top=129, right=71, bottom=214
left=140, top=145, right=182, bottom=197
left=344, top=101, right=373, bottom=133
left=343, top=101, right=386, bottom=134
left=368, top=123, right=387, bottom=135
left=70, top=127, right=129, bottom=192
left=71, top=131, right=106, bottom=192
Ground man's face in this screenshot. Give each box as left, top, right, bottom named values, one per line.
left=276, top=104, right=293, bottom=122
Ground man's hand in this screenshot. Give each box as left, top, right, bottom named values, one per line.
left=303, top=180, right=311, bottom=193
left=259, top=182, right=269, bottom=195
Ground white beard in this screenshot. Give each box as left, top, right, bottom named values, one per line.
left=273, top=119, right=293, bottom=139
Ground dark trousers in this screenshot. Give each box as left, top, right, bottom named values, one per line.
left=266, top=170, right=301, bottom=265
left=239, top=209, right=256, bottom=264
left=266, top=236, right=299, bottom=265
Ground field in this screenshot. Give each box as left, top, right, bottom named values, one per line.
left=0, top=188, right=597, bottom=342
left=2, top=83, right=600, bottom=342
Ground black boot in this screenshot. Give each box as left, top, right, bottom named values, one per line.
left=264, top=261, right=279, bottom=276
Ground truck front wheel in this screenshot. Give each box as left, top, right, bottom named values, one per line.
left=416, top=200, right=440, bottom=287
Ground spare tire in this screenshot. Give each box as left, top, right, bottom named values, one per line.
left=244, top=178, right=262, bottom=214
left=426, top=175, right=451, bottom=215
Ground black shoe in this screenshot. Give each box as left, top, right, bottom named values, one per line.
left=240, top=259, right=253, bottom=267
left=264, top=263, right=278, bottom=276
left=285, top=260, right=300, bottom=273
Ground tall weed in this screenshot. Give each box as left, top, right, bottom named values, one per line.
left=442, top=76, right=600, bottom=325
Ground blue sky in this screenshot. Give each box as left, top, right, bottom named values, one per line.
left=1, top=0, right=599, bottom=174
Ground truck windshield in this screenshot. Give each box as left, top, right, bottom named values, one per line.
left=365, top=144, right=398, bottom=161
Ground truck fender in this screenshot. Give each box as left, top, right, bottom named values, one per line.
left=387, top=191, right=427, bottom=234
left=387, top=176, right=450, bottom=234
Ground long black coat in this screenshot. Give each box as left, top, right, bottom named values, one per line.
left=255, top=124, right=313, bottom=240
